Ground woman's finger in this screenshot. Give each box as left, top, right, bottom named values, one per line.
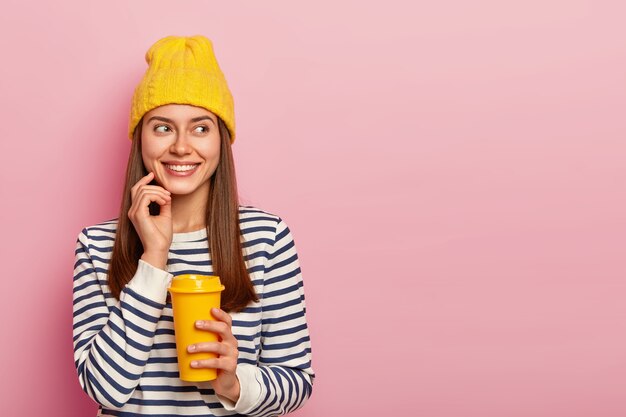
left=130, top=172, right=154, bottom=201
left=211, top=308, right=233, bottom=327
left=135, top=184, right=171, bottom=196
left=129, top=190, right=171, bottom=219
left=133, top=188, right=172, bottom=207
left=187, top=341, right=233, bottom=356
left=195, top=319, right=237, bottom=345
left=133, top=190, right=172, bottom=214
left=131, top=186, right=171, bottom=208
left=190, top=357, right=237, bottom=373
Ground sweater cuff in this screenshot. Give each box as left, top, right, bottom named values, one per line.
left=126, top=259, right=173, bottom=304
left=216, top=363, right=263, bottom=414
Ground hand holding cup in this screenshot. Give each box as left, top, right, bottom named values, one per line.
left=189, top=308, right=241, bottom=402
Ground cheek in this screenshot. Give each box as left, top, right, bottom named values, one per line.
left=209, top=148, right=221, bottom=161
left=141, top=142, right=163, bottom=164
left=141, top=152, right=162, bottom=173
left=199, top=143, right=221, bottom=163
left=141, top=151, right=152, bottom=167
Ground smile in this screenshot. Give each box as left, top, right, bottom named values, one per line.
left=165, top=164, right=198, bottom=172
left=163, top=163, right=200, bottom=176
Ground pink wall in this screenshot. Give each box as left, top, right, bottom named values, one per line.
left=0, top=1, right=625, bottom=416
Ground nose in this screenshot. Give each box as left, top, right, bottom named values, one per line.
left=170, top=131, right=192, bottom=155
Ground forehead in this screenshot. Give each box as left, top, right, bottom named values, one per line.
left=145, top=104, right=216, bottom=121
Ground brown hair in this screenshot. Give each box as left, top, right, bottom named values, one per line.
left=107, top=116, right=258, bottom=312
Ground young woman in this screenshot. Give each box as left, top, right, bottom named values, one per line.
left=72, top=35, right=314, bottom=416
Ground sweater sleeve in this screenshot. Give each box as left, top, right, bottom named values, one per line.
left=72, top=228, right=173, bottom=409
left=219, top=218, right=315, bottom=416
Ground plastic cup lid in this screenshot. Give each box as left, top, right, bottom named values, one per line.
left=168, top=274, right=225, bottom=293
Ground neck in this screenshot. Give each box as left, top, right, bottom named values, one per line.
left=170, top=183, right=209, bottom=233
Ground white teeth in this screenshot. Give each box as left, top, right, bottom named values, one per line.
left=166, top=164, right=198, bottom=172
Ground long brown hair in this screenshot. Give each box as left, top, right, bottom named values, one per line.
left=108, top=116, right=258, bottom=312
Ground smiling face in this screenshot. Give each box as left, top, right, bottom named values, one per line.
left=141, top=104, right=221, bottom=197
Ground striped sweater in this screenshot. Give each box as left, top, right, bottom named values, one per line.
left=72, top=206, right=314, bottom=416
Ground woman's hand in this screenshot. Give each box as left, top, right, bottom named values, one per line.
left=128, top=171, right=173, bottom=269
left=188, top=308, right=241, bottom=403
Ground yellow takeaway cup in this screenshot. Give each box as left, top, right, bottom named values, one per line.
left=168, top=274, right=225, bottom=382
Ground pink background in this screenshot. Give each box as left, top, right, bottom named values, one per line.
left=0, top=1, right=625, bottom=416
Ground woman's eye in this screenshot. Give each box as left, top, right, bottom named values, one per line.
left=155, top=125, right=171, bottom=133
left=194, top=125, right=208, bottom=133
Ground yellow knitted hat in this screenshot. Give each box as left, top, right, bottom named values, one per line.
left=128, top=35, right=236, bottom=142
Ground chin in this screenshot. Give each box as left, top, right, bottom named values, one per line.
left=170, top=183, right=206, bottom=195
left=165, top=178, right=210, bottom=197
left=169, top=188, right=195, bottom=196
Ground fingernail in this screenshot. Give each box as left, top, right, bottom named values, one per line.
left=212, top=308, right=219, bottom=314
left=188, top=345, right=196, bottom=352
left=196, top=320, right=204, bottom=327
left=191, top=361, right=198, bottom=367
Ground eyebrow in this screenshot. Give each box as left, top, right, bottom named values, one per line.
left=147, top=115, right=216, bottom=125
